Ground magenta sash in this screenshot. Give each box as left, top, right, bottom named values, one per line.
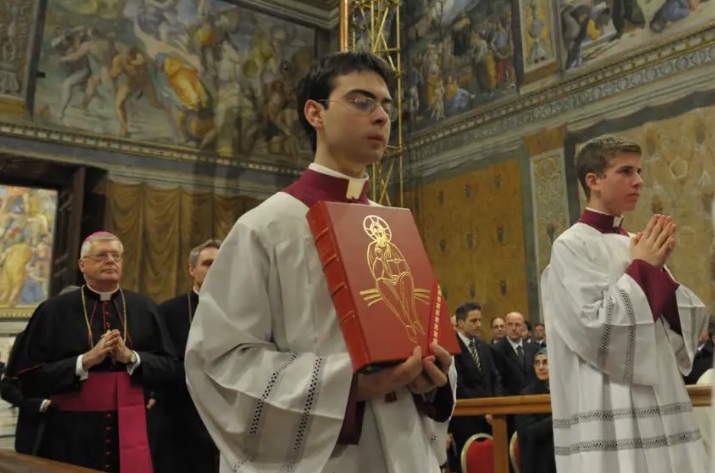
left=51, top=372, right=153, bottom=473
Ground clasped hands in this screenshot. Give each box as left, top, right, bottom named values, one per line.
left=81, top=329, right=133, bottom=370
left=630, top=214, right=677, bottom=268
left=356, top=343, right=451, bottom=402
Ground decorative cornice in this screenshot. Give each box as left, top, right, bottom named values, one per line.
left=0, top=133, right=299, bottom=198
left=108, top=166, right=285, bottom=199
left=407, top=24, right=715, bottom=179
left=0, top=120, right=304, bottom=178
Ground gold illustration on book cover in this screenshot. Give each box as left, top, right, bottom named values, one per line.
left=359, top=215, right=431, bottom=342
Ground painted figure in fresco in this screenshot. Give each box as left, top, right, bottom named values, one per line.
left=187, top=9, right=240, bottom=75
left=429, top=71, right=445, bottom=121
left=109, top=45, right=168, bottom=137
left=469, top=28, right=495, bottom=95
left=562, top=3, right=611, bottom=69
left=608, top=0, right=645, bottom=39
left=51, top=26, right=92, bottom=120
left=19, top=238, right=52, bottom=304
left=490, top=15, right=515, bottom=88
left=650, top=0, right=704, bottom=33
left=451, top=13, right=472, bottom=57
left=0, top=243, right=32, bottom=307
left=58, top=27, right=118, bottom=110
left=261, top=75, right=302, bottom=156
left=137, top=0, right=182, bottom=44
left=155, top=53, right=217, bottom=148
left=444, top=76, right=473, bottom=114
left=527, top=0, right=551, bottom=65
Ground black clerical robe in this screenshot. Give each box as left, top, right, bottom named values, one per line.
left=0, top=327, right=52, bottom=455
left=15, top=287, right=177, bottom=473
left=158, top=291, right=219, bottom=473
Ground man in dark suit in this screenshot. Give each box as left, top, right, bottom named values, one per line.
left=683, top=315, right=715, bottom=385
left=449, top=302, right=505, bottom=462
left=493, top=312, right=539, bottom=396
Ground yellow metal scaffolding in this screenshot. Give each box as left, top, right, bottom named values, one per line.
left=340, top=0, right=403, bottom=207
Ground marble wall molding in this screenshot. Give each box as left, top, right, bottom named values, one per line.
left=407, top=24, right=715, bottom=181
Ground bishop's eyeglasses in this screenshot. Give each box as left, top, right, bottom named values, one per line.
left=318, top=96, right=398, bottom=122
left=85, top=252, right=123, bottom=262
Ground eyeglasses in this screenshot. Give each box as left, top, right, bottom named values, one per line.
left=319, top=97, right=398, bottom=122
left=85, top=252, right=123, bottom=262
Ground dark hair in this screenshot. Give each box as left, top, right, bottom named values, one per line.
left=534, top=322, right=545, bottom=329
left=708, top=315, right=715, bottom=338
left=575, top=134, right=642, bottom=199
left=296, top=51, right=396, bottom=152
left=455, top=302, right=482, bottom=323
left=524, top=321, right=532, bottom=331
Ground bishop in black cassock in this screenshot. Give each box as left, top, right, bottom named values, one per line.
left=13, top=232, right=177, bottom=473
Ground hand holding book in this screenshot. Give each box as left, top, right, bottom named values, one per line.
left=355, top=344, right=452, bottom=401
left=407, top=342, right=452, bottom=395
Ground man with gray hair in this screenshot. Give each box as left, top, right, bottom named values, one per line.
left=13, top=231, right=177, bottom=473
left=158, top=238, right=221, bottom=473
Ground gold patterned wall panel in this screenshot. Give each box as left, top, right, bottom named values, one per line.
left=530, top=150, right=570, bottom=317
left=407, top=159, right=529, bottom=329
left=575, top=105, right=715, bottom=311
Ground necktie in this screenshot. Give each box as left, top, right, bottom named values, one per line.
left=516, top=345, right=525, bottom=367
left=469, top=339, right=482, bottom=373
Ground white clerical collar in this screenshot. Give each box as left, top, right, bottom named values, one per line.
left=586, top=207, right=624, bottom=229
left=192, top=287, right=200, bottom=296
left=457, top=331, right=474, bottom=347
left=309, top=163, right=369, bottom=200
left=507, top=337, right=523, bottom=351
left=85, top=283, right=119, bottom=301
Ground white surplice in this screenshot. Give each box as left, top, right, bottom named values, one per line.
left=541, top=222, right=708, bottom=473
left=185, top=191, right=456, bottom=473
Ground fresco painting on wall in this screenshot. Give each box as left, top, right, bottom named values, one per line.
left=34, top=0, right=316, bottom=165
left=558, top=0, right=714, bottom=71
left=0, top=185, right=57, bottom=318
left=403, top=0, right=520, bottom=131
left=519, top=0, right=559, bottom=75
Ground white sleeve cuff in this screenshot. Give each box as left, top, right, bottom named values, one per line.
left=75, top=356, right=89, bottom=380
left=40, top=399, right=52, bottom=412
left=126, top=351, right=141, bottom=375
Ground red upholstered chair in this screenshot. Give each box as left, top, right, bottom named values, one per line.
left=460, top=433, right=494, bottom=473
left=509, top=431, right=521, bottom=473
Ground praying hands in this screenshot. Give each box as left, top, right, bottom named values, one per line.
left=630, top=214, right=677, bottom=268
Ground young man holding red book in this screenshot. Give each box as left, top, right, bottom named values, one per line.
left=185, top=51, right=456, bottom=473
left=541, top=135, right=708, bottom=473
